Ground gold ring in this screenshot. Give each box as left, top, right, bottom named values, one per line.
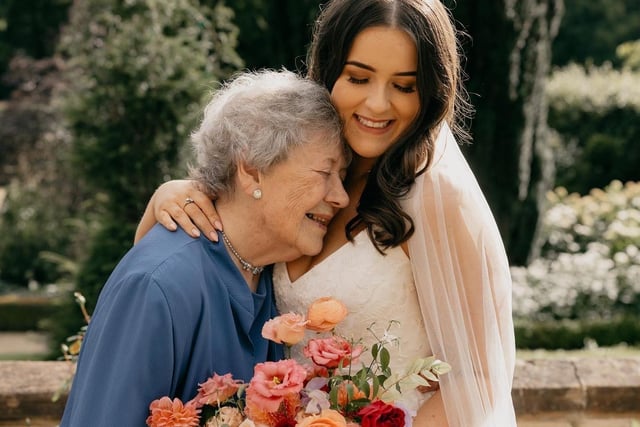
left=183, top=197, right=195, bottom=209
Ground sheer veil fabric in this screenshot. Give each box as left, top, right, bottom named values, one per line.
left=404, top=122, right=517, bottom=426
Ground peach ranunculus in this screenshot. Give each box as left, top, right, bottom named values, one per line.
left=204, top=406, right=245, bottom=427
left=146, top=396, right=200, bottom=427
left=193, top=373, right=243, bottom=407
left=261, top=312, right=308, bottom=346
left=297, top=409, right=348, bottom=427
left=303, top=336, right=364, bottom=369
left=306, top=297, right=348, bottom=332
left=244, top=359, right=307, bottom=426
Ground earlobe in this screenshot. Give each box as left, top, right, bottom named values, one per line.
left=237, top=160, right=262, bottom=198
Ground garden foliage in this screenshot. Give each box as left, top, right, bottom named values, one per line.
left=512, top=181, right=640, bottom=348
left=44, top=0, right=243, bottom=348
left=547, top=62, right=640, bottom=195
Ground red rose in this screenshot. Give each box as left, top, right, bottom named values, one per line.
left=357, top=400, right=405, bottom=427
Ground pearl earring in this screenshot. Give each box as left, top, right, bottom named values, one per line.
left=252, top=189, right=262, bottom=200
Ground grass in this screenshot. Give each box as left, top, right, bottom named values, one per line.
left=517, top=343, right=640, bottom=359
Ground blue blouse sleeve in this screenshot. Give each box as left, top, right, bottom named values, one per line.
left=60, top=273, right=175, bottom=427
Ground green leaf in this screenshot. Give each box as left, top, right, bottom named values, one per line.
left=371, top=343, right=379, bottom=359
left=380, top=347, right=390, bottom=370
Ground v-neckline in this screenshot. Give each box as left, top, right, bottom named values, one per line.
left=283, top=229, right=368, bottom=285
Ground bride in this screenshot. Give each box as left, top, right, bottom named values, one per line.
left=135, top=1, right=517, bottom=425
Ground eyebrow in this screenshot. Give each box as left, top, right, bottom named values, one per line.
left=345, top=60, right=417, bottom=77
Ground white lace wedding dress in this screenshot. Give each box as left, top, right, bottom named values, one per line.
left=273, top=230, right=433, bottom=412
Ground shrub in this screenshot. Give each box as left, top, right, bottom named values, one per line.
left=45, top=0, right=243, bottom=354
left=547, top=63, right=640, bottom=194
left=512, top=181, right=640, bottom=348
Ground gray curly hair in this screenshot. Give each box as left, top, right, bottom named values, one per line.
left=189, top=69, right=345, bottom=197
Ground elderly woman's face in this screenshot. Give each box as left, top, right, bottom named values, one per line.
left=259, top=133, right=349, bottom=257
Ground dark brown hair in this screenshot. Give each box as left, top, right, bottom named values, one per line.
left=307, top=0, right=472, bottom=252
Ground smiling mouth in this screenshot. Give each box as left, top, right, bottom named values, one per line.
left=306, top=214, right=328, bottom=226
left=356, top=114, right=391, bottom=129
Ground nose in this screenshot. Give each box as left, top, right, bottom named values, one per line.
left=326, top=175, right=349, bottom=209
left=365, top=83, right=390, bottom=114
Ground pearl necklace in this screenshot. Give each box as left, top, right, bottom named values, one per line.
left=220, top=231, right=264, bottom=275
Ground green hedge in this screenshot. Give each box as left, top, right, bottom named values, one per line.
left=515, top=316, right=640, bottom=350
left=547, top=64, right=640, bottom=194
left=0, top=297, right=61, bottom=331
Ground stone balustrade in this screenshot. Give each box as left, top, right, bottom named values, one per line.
left=1, top=358, right=639, bottom=425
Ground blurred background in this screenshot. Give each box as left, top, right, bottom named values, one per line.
left=0, top=0, right=638, bottom=360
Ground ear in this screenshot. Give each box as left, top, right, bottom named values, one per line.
left=236, top=160, right=261, bottom=197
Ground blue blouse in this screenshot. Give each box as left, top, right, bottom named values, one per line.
left=60, top=225, right=283, bottom=426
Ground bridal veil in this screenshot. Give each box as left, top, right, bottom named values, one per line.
left=404, top=123, right=517, bottom=426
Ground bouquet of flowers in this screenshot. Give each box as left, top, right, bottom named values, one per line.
left=147, top=297, right=451, bottom=427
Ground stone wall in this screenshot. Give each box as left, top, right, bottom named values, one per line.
left=1, top=358, right=639, bottom=424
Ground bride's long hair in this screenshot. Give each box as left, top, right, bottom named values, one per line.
left=307, top=0, right=473, bottom=252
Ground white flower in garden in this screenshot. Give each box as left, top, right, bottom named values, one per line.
left=545, top=204, right=577, bottom=229
left=511, top=180, right=640, bottom=323
left=613, top=251, right=629, bottom=265
left=606, top=220, right=640, bottom=240
left=573, top=224, right=593, bottom=237
left=626, top=245, right=639, bottom=259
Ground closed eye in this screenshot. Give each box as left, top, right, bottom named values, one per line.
left=347, top=76, right=368, bottom=85
left=394, top=83, right=416, bottom=93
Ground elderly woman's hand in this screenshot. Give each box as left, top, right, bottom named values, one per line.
left=134, top=179, right=221, bottom=244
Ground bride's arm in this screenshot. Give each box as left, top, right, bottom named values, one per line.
left=413, top=390, right=448, bottom=427
left=134, top=179, right=221, bottom=243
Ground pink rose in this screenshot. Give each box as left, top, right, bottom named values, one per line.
left=306, top=297, right=348, bottom=332
left=245, top=359, right=307, bottom=413
left=192, top=373, right=243, bottom=408
left=146, top=396, right=200, bottom=427
left=262, top=313, right=308, bottom=346
left=303, top=336, right=363, bottom=369
left=358, top=400, right=405, bottom=427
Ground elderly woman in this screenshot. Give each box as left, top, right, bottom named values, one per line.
left=59, top=69, right=349, bottom=427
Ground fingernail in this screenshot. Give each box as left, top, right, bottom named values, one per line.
left=214, top=221, right=223, bottom=231
left=209, top=231, right=218, bottom=242
left=192, top=228, right=200, bottom=237
left=169, top=223, right=177, bottom=231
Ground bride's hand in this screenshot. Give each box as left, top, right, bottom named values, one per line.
left=134, top=179, right=221, bottom=244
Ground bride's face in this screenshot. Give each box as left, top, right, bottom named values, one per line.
left=331, top=26, right=420, bottom=161
left=258, top=134, right=349, bottom=258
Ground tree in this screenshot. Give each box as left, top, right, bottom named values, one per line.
left=450, top=0, right=564, bottom=264
left=216, top=0, right=321, bottom=71
left=55, top=0, right=242, bottom=319
left=552, top=0, right=640, bottom=66
left=0, top=0, right=72, bottom=97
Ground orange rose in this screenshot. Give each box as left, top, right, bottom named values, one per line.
left=297, top=409, right=348, bottom=427
left=262, top=313, right=307, bottom=346
left=306, top=297, right=348, bottom=332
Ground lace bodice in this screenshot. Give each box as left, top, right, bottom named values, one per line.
left=273, top=231, right=432, bottom=410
